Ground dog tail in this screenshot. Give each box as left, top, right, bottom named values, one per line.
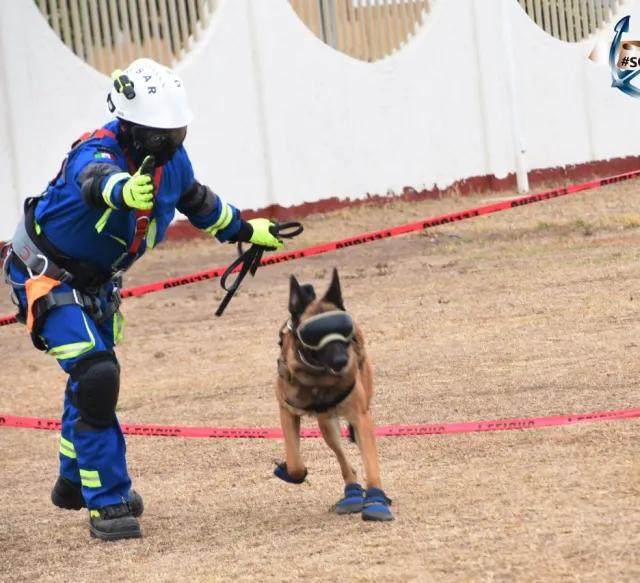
left=347, top=423, right=356, bottom=443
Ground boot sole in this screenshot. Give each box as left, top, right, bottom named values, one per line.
left=335, top=499, right=365, bottom=514
left=51, top=491, right=83, bottom=512
left=362, top=509, right=395, bottom=521
left=89, top=525, right=142, bottom=541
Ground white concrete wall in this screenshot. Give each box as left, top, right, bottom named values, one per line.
left=0, top=0, right=639, bottom=241
left=0, top=0, right=108, bottom=240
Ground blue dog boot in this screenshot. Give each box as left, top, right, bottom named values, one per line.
left=362, top=488, right=394, bottom=522
left=274, top=462, right=308, bottom=484
left=332, top=482, right=365, bottom=515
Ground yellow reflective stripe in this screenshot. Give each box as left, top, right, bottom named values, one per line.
left=90, top=510, right=100, bottom=518
left=47, top=313, right=96, bottom=360
left=109, top=235, right=127, bottom=246
left=146, top=218, right=157, bottom=249
left=80, top=469, right=102, bottom=488
left=48, top=341, right=94, bottom=360
left=60, top=444, right=76, bottom=459
left=96, top=209, right=112, bottom=234
left=101, top=172, right=130, bottom=209
left=35, top=221, right=42, bottom=235
left=60, top=436, right=75, bottom=451
left=80, top=470, right=100, bottom=479
left=60, top=436, right=76, bottom=459
left=113, top=312, right=125, bottom=345
left=203, top=201, right=232, bottom=235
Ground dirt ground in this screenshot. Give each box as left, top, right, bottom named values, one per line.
left=1, top=180, right=639, bottom=583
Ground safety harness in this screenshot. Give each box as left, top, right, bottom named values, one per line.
left=3, top=128, right=160, bottom=351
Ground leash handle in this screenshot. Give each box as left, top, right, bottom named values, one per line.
left=215, top=221, right=304, bottom=317
left=272, top=221, right=304, bottom=238
left=236, top=221, right=304, bottom=259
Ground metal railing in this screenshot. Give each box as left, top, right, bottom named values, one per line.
left=288, top=0, right=433, bottom=62
left=34, top=0, right=219, bottom=75
left=517, top=0, right=625, bottom=42
left=34, top=0, right=628, bottom=75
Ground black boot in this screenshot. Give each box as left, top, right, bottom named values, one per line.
left=89, top=503, right=141, bottom=541
left=51, top=476, right=144, bottom=517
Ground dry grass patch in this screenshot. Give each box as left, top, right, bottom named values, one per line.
left=1, top=182, right=639, bottom=582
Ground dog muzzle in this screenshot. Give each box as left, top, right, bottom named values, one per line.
left=296, top=311, right=354, bottom=351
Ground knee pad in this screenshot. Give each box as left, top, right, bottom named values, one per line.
left=69, top=351, right=120, bottom=429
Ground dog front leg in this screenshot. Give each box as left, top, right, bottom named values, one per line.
left=274, top=405, right=308, bottom=484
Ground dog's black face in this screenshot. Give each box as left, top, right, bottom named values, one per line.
left=289, top=268, right=352, bottom=374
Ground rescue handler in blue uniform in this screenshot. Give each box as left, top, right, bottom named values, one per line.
left=2, top=58, right=285, bottom=542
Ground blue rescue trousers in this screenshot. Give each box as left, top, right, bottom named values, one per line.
left=9, top=263, right=132, bottom=510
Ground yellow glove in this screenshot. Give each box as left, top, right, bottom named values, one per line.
left=247, top=218, right=283, bottom=249
left=122, top=155, right=155, bottom=210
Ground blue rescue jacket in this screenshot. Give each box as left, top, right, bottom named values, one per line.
left=32, top=120, right=242, bottom=274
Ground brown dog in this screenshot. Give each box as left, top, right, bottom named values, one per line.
left=273, top=268, right=394, bottom=521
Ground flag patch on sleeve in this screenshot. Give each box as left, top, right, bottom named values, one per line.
left=94, top=150, right=116, bottom=161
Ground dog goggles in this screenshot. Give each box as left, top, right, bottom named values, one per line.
left=296, top=311, right=355, bottom=351
left=132, top=126, right=187, bottom=152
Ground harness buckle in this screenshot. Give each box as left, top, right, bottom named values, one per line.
left=135, top=216, right=150, bottom=229
left=58, top=269, right=74, bottom=285
left=109, top=271, right=124, bottom=311
left=71, top=289, right=85, bottom=309
left=77, top=291, right=103, bottom=321
left=110, top=286, right=123, bottom=312
left=112, top=269, right=124, bottom=284
left=110, top=252, right=129, bottom=273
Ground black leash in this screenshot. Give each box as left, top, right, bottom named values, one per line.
left=215, top=221, right=304, bottom=317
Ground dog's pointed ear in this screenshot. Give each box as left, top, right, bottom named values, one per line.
left=289, top=275, right=311, bottom=318
left=322, top=267, right=345, bottom=310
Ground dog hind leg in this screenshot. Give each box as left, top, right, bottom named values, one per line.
left=318, top=416, right=358, bottom=484
left=349, top=410, right=394, bottom=521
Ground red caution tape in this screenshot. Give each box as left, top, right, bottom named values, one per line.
left=2, top=168, right=639, bottom=329
left=1, top=408, right=638, bottom=438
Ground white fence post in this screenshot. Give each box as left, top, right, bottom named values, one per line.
left=501, top=0, right=530, bottom=193
left=0, top=7, right=21, bottom=234
left=246, top=0, right=276, bottom=208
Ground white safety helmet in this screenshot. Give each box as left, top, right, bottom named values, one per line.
left=106, top=58, right=193, bottom=129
